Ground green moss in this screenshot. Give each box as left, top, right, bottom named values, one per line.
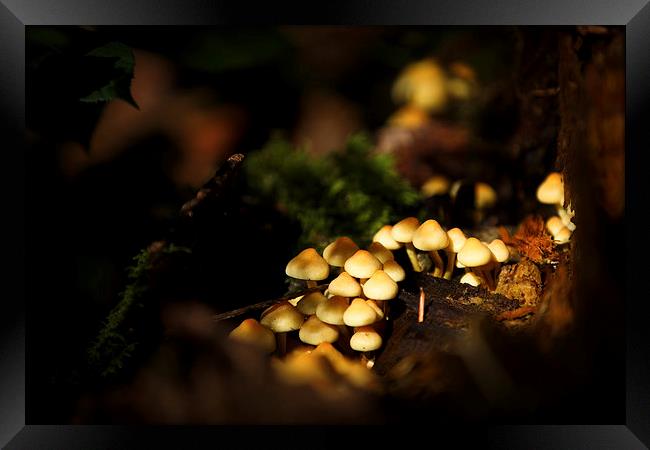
left=87, top=244, right=191, bottom=378
left=244, top=132, right=421, bottom=252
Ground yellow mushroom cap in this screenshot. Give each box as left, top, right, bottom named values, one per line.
left=546, top=216, right=565, bottom=236
left=388, top=105, right=430, bottom=129
left=421, top=175, right=450, bottom=197
left=391, top=217, right=421, bottom=243
left=228, top=318, right=276, bottom=353
left=373, top=225, right=403, bottom=250
left=272, top=351, right=336, bottom=387
left=328, top=272, right=362, bottom=298
left=298, top=315, right=340, bottom=346
left=382, top=259, right=405, bottom=282
left=344, top=250, right=382, bottom=279
left=475, top=182, right=497, bottom=209
left=260, top=302, right=305, bottom=333
left=457, top=237, right=493, bottom=268
left=322, top=237, right=359, bottom=267
left=488, top=239, right=510, bottom=263
left=343, top=298, right=380, bottom=327
left=363, top=270, right=399, bottom=300
left=536, top=172, right=564, bottom=205
left=296, top=291, right=328, bottom=315
left=285, top=248, right=330, bottom=281
left=554, top=226, right=572, bottom=244
left=412, top=219, right=449, bottom=251
left=316, top=296, right=350, bottom=326
left=460, top=272, right=484, bottom=287
left=367, top=242, right=395, bottom=264
left=392, top=58, right=448, bottom=112
left=365, top=299, right=385, bottom=320
left=445, top=227, right=467, bottom=253
left=350, top=326, right=383, bottom=352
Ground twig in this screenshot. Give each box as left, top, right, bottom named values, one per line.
left=495, top=306, right=536, bottom=321
left=418, top=287, right=425, bottom=323
left=212, top=284, right=328, bottom=322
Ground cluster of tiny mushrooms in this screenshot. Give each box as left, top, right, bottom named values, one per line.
left=228, top=172, right=574, bottom=375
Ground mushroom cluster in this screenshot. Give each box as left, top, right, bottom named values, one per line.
left=537, top=172, right=575, bottom=244
left=229, top=237, right=406, bottom=378
left=376, top=217, right=510, bottom=291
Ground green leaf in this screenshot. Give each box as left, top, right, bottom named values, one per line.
left=80, top=42, right=139, bottom=109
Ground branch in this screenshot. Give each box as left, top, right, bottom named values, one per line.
left=212, top=284, right=329, bottom=322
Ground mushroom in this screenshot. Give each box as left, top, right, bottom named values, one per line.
left=296, top=291, right=328, bottom=316
left=443, top=227, right=467, bottom=280
left=327, top=271, right=362, bottom=298
left=323, top=237, right=359, bottom=273
left=316, top=295, right=351, bottom=340
left=344, top=250, right=382, bottom=285
left=391, top=217, right=422, bottom=272
left=373, top=225, right=403, bottom=251
left=285, top=248, right=330, bottom=288
left=474, top=182, right=497, bottom=222
left=412, top=219, right=449, bottom=277
left=362, top=270, right=398, bottom=317
left=546, top=216, right=565, bottom=237
left=260, top=301, right=305, bottom=355
left=392, top=58, right=448, bottom=113
left=382, top=259, right=406, bottom=282
left=365, top=299, right=385, bottom=320
left=554, top=226, right=572, bottom=244
left=228, top=318, right=276, bottom=354
left=460, top=271, right=484, bottom=287
left=457, top=237, right=494, bottom=290
left=343, top=298, right=380, bottom=327
left=421, top=175, right=450, bottom=197
left=536, top=172, right=569, bottom=221
left=350, top=325, right=383, bottom=368
left=387, top=105, right=430, bottom=129
left=487, top=239, right=510, bottom=285
left=367, top=241, right=395, bottom=264
left=298, top=315, right=340, bottom=346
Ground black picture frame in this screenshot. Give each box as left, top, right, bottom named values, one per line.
left=2, top=0, right=648, bottom=448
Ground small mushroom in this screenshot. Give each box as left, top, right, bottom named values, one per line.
left=363, top=270, right=398, bottom=318
left=474, top=182, right=497, bottom=222
left=296, top=291, right=328, bottom=315
left=228, top=318, right=276, bottom=354
left=460, top=271, right=484, bottom=287
left=487, top=238, right=510, bottom=284
left=443, top=227, right=467, bottom=280
left=554, top=226, right=572, bottom=244
left=260, top=301, right=305, bottom=355
left=391, top=217, right=422, bottom=272
left=536, top=172, right=571, bottom=222
left=323, top=237, right=359, bottom=270
left=382, top=259, right=405, bottom=282
left=421, top=175, right=450, bottom=197
left=285, top=248, right=330, bottom=288
left=327, top=271, right=362, bottom=298
left=546, top=216, right=565, bottom=237
left=367, top=241, right=395, bottom=264
left=316, top=295, right=351, bottom=340
left=412, top=219, right=449, bottom=277
left=350, top=325, right=383, bottom=368
left=344, top=250, right=382, bottom=283
left=343, top=298, right=380, bottom=327
left=373, top=225, right=403, bottom=251
left=365, top=299, right=385, bottom=320
left=457, top=238, right=494, bottom=290
left=299, top=315, right=340, bottom=346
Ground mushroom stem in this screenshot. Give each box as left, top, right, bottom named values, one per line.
left=360, top=352, right=375, bottom=369
left=443, top=251, right=456, bottom=280
left=429, top=250, right=444, bottom=277
left=405, top=243, right=422, bottom=272
left=337, top=324, right=351, bottom=341
left=306, top=280, right=318, bottom=288
left=476, top=268, right=495, bottom=291
left=418, top=287, right=425, bottom=323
